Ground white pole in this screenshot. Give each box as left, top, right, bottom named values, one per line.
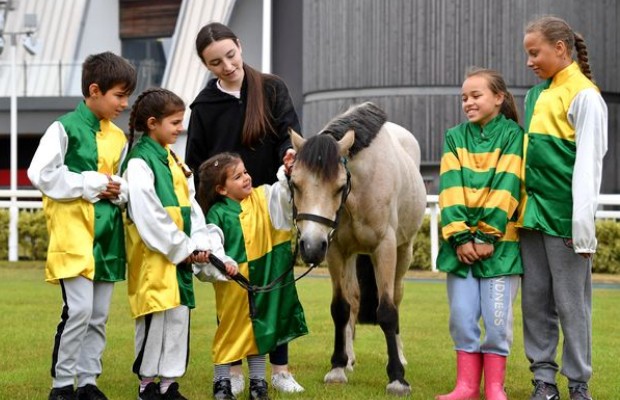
left=261, top=0, right=272, bottom=73
left=430, top=202, right=439, bottom=272
left=8, top=32, right=18, bottom=261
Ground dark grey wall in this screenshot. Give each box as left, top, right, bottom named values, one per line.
left=302, top=0, right=620, bottom=193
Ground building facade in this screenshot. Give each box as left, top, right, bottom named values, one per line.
left=0, top=0, right=618, bottom=195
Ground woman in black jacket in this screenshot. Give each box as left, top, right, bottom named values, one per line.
left=186, top=23, right=300, bottom=189
left=187, top=22, right=304, bottom=398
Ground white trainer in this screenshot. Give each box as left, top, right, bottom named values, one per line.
left=271, top=372, right=305, bottom=393
left=231, top=373, right=245, bottom=395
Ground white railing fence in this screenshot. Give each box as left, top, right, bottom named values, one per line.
left=3, top=190, right=620, bottom=267
left=425, top=194, right=620, bottom=271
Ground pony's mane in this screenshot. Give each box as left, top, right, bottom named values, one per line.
left=296, top=135, right=341, bottom=181
left=296, top=102, right=387, bottom=181
left=319, top=102, right=387, bottom=157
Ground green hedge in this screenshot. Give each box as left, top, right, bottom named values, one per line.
left=1, top=210, right=619, bottom=274
left=0, top=209, right=49, bottom=260
left=410, top=216, right=620, bottom=273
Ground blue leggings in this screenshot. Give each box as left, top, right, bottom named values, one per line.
left=447, top=270, right=520, bottom=356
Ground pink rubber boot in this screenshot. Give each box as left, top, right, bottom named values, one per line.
left=483, top=353, right=507, bottom=400
left=435, top=351, right=482, bottom=400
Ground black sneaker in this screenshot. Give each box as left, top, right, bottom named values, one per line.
left=139, top=382, right=161, bottom=400
left=49, top=385, right=76, bottom=400
left=76, top=384, right=108, bottom=400
left=249, top=379, right=269, bottom=400
left=569, top=383, right=593, bottom=400
left=213, top=379, right=236, bottom=400
left=161, top=382, right=188, bottom=400
left=531, top=379, right=560, bottom=400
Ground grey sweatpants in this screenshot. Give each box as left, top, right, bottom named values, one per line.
left=51, top=276, right=114, bottom=388
left=520, top=229, right=592, bottom=386
left=133, top=305, right=190, bottom=379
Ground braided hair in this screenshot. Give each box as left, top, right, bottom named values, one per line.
left=128, top=88, right=192, bottom=177
left=525, top=16, right=594, bottom=81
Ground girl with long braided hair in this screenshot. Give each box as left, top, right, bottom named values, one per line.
left=519, top=16, right=607, bottom=400
left=123, top=88, right=237, bottom=400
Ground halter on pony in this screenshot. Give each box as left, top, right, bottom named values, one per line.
left=291, top=156, right=352, bottom=243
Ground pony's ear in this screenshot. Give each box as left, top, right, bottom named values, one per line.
left=289, top=128, right=305, bottom=151
left=338, top=130, right=355, bottom=156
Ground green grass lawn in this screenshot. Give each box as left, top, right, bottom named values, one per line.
left=1, top=263, right=619, bottom=399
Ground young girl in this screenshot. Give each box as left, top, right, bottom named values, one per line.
left=197, top=152, right=308, bottom=400
left=519, top=17, right=607, bottom=400
left=123, top=88, right=235, bottom=400
left=435, top=68, right=523, bottom=400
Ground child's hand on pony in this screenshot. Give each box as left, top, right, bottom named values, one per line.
left=283, top=148, right=296, bottom=176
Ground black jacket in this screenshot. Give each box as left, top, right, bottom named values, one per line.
left=186, top=73, right=301, bottom=188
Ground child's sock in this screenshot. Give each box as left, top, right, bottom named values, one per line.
left=247, top=354, right=267, bottom=380
left=214, top=363, right=231, bottom=381
left=160, top=378, right=175, bottom=394
left=139, top=377, right=156, bottom=393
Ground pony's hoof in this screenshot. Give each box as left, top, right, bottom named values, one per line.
left=386, top=380, right=411, bottom=396
left=324, top=368, right=348, bottom=384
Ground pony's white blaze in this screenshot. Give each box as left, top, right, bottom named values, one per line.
left=290, top=129, right=353, bottom=264
left=289, top=103, right=426, bottom=396
left=295, top=172, right=339, bottom=264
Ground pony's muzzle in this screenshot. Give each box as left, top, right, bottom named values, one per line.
left=299, top=237, right=328, bottom=265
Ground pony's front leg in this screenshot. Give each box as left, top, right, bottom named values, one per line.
left=394, top=241, right=414, bottom=367
left=324, top=252, right=350, bottom=384
left=372, top=241, right=411, bottom=396
left=378, top=297, right=410, bottom=396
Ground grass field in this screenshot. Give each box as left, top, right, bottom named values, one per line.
left=1, top=263, right=619, bottom=399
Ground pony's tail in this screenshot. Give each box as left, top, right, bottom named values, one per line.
left=356, top=254, right=378, bottom=324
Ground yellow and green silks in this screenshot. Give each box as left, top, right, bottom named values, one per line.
left=44, top=101, right=126, bottom=283
left=124, top=136, right=195, bottom=318
left=207, top=190, right=308, bottom=364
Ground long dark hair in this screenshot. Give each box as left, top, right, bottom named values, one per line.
left=195, top=22, right=274, bottom=147
left=197, top=152, right=243, bottom=214
left=526, top=16, right=594, bottom=81
left=465, top=67, right=520, bottom=124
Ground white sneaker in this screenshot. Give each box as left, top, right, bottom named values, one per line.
left=271, top=372, right=305, bottom=393
left=231, top=373, right=245, bottom=395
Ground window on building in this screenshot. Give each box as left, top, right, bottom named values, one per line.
left=119, top=0, right=181, bottom=90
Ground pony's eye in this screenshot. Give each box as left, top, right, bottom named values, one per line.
left=335, top=185, right=345, bottom=196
